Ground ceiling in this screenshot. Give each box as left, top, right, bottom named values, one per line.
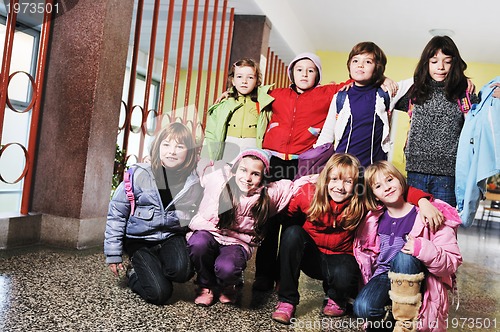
left=137, top=0, right=500, bottom=72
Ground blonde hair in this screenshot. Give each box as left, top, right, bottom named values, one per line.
left=308, top=153, right=365, bottom=230
left=364, top=160, right=408, bottom=211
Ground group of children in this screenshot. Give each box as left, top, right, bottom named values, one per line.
left=104, top=35, right=500, bottom=331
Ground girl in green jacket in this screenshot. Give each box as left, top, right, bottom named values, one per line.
left=202, top=58, right=274, bottom=162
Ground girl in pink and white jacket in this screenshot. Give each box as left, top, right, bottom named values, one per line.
left=187, top=148, right=303, bottom=307
left=353, top=161, right=462, bottom=332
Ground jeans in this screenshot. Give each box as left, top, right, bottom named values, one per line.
left=353, top=252, right=424, bottom=319
left=126, top=235, right=194, bottom=305
left=187, top=230, right=248, bottom=288
left=406, top=171, right=456, bottom=207
left=278, top=225, right=360, bottom=306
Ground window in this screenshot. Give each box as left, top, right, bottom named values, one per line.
left=0, top=17, right=40, bottom=213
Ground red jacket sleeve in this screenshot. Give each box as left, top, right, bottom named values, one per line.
left=406, top=186, right=433, bottom=206
left=325, top=79, right=354, bottom=94
left=287, top=183, right=315, bottom=223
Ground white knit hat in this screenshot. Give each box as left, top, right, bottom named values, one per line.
left=287, top=52, right=322, bottom=86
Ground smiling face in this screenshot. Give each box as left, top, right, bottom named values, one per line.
left=326, top=167, right=356, bottom=203
left=292, top=58, right=318, bottom=93
left=370, top=171, right=406, bottom=207
left=159, top=137, right=188, bottom=170
left=349, top=52, right=376, bottom=86
left=428, top=49, right=452, bottom=82
left=232, top=65, right=257, bottom=95
left=234, top=157, right=264, bottom=195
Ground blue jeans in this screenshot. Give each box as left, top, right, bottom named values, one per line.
left=187, top=230, right=248, bottom=288
left=406, top=171, right=456, bottom=207
left=353, top=252, right=424, bottom=319
left=126, top=235, right=194, bottom=305
left=278, top=225, right=360, bottom=306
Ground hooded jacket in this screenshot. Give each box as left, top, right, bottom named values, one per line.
left=104, top=163, right=203, bottom=264
left=187, top=161, right=305, bottom=257
left=455, top=77, right=500, bottom=226
left=354, top=200, right=462, bottom=332
left=263, top=53, right=350, bottom=156
left=202, top=85, right=275, bottom=160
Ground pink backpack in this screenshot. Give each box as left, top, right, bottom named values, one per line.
left=123, top=167, right=136, bottom=215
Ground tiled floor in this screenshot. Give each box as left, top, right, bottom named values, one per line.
left=0, top=223, right=499, bottom=332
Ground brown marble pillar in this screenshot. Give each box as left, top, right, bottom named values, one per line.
left=30, top=0, right=134, bottom=248
left=229, top=15, right=271, bottom=73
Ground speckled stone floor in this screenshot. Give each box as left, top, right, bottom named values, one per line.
left=0, top=223, right=499, bottom=332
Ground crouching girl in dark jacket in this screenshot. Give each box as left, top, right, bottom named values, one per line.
left=105, top=122, right=203, bottom=304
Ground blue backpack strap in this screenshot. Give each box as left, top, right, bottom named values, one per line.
left=123, top=167, right=136, bottom=215
left=336, top=90, right=348, bottom=115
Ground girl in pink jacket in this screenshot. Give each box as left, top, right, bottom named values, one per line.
left=353, top=161, right=462, bottom=332
left=187, top=148, right=302, bottom=307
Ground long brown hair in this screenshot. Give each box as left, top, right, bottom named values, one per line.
left=227, top=58, right=262, bottom=102
left=410, top=36, right=468, bottom=104
left=149, top=122, right=198, bottom=182
left=216, top=156, right=270, bottom=243
left=308, top=153, right=365, bottom=230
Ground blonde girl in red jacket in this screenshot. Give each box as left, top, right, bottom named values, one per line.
left=271, top=153, right=365, bottom=324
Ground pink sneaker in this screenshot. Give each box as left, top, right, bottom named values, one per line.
left=271, top=301, right=295, bottom=325
left=194, top=288, right=214, bottom=307
left=322, top=298, right=345, bottom=316
left=219, top=285, right=238, bottom=304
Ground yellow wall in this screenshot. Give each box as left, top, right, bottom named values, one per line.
left=317, top=50, right=500, bottom=173
left=318, top=50, right=500, bottom=88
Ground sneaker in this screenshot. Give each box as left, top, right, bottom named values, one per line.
left=271, top=301, right=295, bottom=325
left=252, top=277, right=275, bottom=291
left=194, top=288, right=214, bottom=307
left=219, top=285, right=238, bottom=304
left=322, top=298, right=345, bottom=317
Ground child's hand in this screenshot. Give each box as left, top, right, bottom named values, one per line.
left=108, top=263, right=124, bottom=278
left=338, top=81, right=353, bottom=91
left=215, top=91, right=230, bottom=103
left=417, top=198, right=444, bottom=233
left=491, top=83, right=500, bottom=98
left=196, top=158, right=214, bottom=177
left=402, top=234, right=415, bottom=255
left=381, top=78, right=398, bottom=97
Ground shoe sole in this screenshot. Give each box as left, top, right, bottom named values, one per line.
left=195, top=302, right=213, bottom=307
left=322, top=311, right=345, bottom=317
left=271, top=316, right=292, bottom=325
